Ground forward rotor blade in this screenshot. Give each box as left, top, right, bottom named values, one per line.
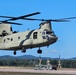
left=22, top=18, right=70, bottom=22
left=48, top=19, right=70, bottom=22
left=59, top=17, right=76, bottom=20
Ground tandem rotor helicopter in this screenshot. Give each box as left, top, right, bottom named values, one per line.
left=0, top=12, right=75, bottom=55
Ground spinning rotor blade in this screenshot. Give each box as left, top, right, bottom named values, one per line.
left=22, top=18, right=70, bottom=22
left=59, top=17, right=76, bottom=20
left=22, top=16, right=76, bottom=22
left=9, top=12, right=41, bottom=21
left=3, top=22, right=22, bottom=25
left=19, top=12, right=41, bottom=18
left=1, top=12, right=76, bottom=23
left=0, top=12, right=40, bottom=25
left=47, top=19, right=70, bottom=22
left=0, top=12, right=41, bottom=21
left=0, top=21, right=22, bottom=25
left=0, top=16, right=15, bottom=18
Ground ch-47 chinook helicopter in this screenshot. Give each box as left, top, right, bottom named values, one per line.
left=0, top=12, right=75, bottom=55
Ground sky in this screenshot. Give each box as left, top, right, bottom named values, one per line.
left=0, top=0, right=76, bottom=58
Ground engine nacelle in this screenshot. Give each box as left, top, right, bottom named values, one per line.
left=0, top=23, right=13, bottom=36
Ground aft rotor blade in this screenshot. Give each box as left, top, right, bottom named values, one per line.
left=0, top=12, right=41, bottom=21
left=0, top=16, right=15, bottom=18
left=0, top=21, right=22, bottom=25
left=5, top=22, right=22, bottom=25
left=19, top=12, right=41, bottom=18
left=23, top=18, right=43, bottom=21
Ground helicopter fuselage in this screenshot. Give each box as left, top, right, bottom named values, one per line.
left=0, top=21, right=58, bottom=55
left=0, top=28, right=58, bottom=50
left=0, top=12, right=75, bottom=55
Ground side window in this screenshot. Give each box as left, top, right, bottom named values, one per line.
left=18, top=37, right=20, bottom=40
left=4, top=39, right=6, bottom=42
left=11, top=38, right=13, bottom=41
left=33, top=32, right=38, bottom=39
left=10, top=26, right=13, bottom=31
left=42, top=31, right=46, bottom=39
left=42, top=31, right=45, bottom=35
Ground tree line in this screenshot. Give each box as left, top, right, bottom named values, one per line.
left=0, top=59, right=76, bottom=68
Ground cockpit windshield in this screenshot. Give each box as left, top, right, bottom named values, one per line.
left=42, top=30, right=56, bottom=39
left=46, top=31, right=56, bottom=36
left=46, top=31, right=52, bottom=34
left=42, top=30, right=56, bottom=36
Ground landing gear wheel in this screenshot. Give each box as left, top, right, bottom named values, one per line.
left=37, top=49, right=42, bottom=54
left=13, top=51, right=16, bottom=55
left=22, top=50, right=26, bottom=53
left=21, top=47, right=26, bottom=53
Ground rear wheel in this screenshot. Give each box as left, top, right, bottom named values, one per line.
left=13, top=51, right=16, bottom=55
left=22, top=50, right=26, bottom=53
left=37, top=49, right=42, bottom=54
left=21, top=47, right=26, bottom=53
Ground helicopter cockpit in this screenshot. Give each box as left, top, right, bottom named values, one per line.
left=42, top=30, right=56, bottom=36
left=42, top=30, right=57, bottom=41
left=42, top=30, right=58, bottom=43
left=46, top=31, right=56, bottom=36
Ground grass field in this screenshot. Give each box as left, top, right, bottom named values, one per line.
left=0, top=72, right=73, bottom=75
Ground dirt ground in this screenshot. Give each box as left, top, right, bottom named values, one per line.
left=0, top=66, right=76, bottom=74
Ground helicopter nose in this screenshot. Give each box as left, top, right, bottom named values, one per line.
left=49, top=36, right=58, bottom=44
left=46, top=35, right=58, bottom=41
left=52, top=36, right=58, bottom=40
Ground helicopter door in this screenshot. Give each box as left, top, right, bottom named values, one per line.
left=42, top=31, right=46, bottom=39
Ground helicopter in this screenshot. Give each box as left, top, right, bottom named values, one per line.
left=0, top=12, right=75, bottom=55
